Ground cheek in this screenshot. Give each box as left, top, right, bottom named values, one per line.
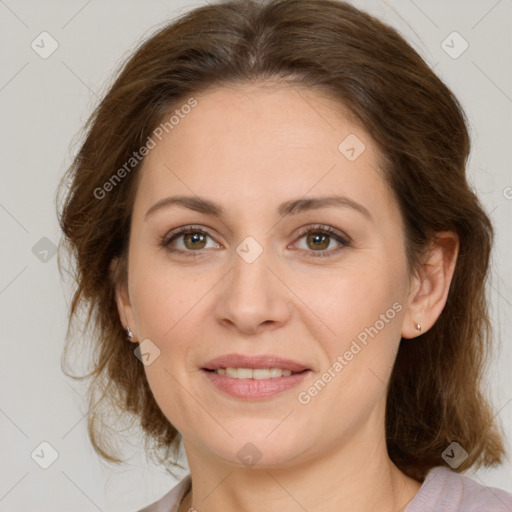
left=298, top=261, right=403, bottom=343
left=129, top=251, right=208, bottom=340
left=301, top=258, right=406, bottom=390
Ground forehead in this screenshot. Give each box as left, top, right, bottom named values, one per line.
left=133, top=81, right=395, bottom=225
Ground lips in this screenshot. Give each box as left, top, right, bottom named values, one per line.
left=202, top=353, right=310, bottom=373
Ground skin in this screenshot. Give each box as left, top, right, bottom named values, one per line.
left=114, top=80, right=459, bottom=512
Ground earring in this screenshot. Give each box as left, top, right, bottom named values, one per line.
left=125, top=325, right=134, bottom=339
left=415, top=322, right=422, bottom=332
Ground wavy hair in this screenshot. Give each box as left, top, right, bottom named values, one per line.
left=57, top=0, right=505, bottom=480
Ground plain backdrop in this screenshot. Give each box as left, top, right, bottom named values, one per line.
left=0, top=0, right=511, bottom=510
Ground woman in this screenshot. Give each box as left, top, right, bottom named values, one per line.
left=57, top=0, right=512, bottom=510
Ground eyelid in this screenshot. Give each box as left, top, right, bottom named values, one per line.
left=292, top=224, right=351, bottom=245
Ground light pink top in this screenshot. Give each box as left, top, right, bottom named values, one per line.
left=136, top=466, right=512, bottom=511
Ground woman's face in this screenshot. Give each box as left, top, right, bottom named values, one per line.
left=117, top=81, right=415, bottom=468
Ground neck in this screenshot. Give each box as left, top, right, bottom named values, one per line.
left=178, top=405, right=421, bottom=512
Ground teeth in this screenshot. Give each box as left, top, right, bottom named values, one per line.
left=217, top=367, right=294, bottom=379
left=237, top=368, right=253, bottom=379
left=253, top=369, right=271, bottom=379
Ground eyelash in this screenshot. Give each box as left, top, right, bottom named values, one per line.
left=161, top=224, right=351, bottom=259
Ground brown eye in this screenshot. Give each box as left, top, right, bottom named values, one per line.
left=293, top=225, right=351, bottom=258
left=182, top=231, right=208, bottom=250
left=162, top=226, right=221, bottom=256
left=305, top=232, right=331, bottom=251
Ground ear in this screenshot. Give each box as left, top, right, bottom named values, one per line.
left=401, top=231, right=459, bottom=339
left=110, top=257, right=138, bottom=343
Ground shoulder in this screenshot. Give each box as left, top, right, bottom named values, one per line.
left=406, top=466, right=512, bottom=512
left=135, top=474, right=191, bottom=512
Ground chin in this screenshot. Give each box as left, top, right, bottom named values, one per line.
left=196, top=432, right=311, bottom=470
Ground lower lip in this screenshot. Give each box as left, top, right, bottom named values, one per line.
left=202, top=369, right=311, bottom=400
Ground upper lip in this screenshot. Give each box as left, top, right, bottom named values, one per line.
left=202, top=353, right=310, bottom=372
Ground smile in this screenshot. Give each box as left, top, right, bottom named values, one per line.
left=210, top=367, right=297, bottom=379
left=202, top=368, right=310, bottom=400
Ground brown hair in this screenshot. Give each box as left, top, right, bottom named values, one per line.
left=57, top=0, right=505, bottom=480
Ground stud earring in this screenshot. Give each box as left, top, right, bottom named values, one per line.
left=125, top=325, right=134, bottom=339
left=415, top=322, right=422, bottom=332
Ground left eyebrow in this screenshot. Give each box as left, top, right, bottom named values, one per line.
left=277, top=196, right=372, bottom=221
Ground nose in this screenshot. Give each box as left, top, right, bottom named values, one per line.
left=215, top=243, right=292, bottom=335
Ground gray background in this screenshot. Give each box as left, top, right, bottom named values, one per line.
left=0, top=0, right=511, bottom=510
